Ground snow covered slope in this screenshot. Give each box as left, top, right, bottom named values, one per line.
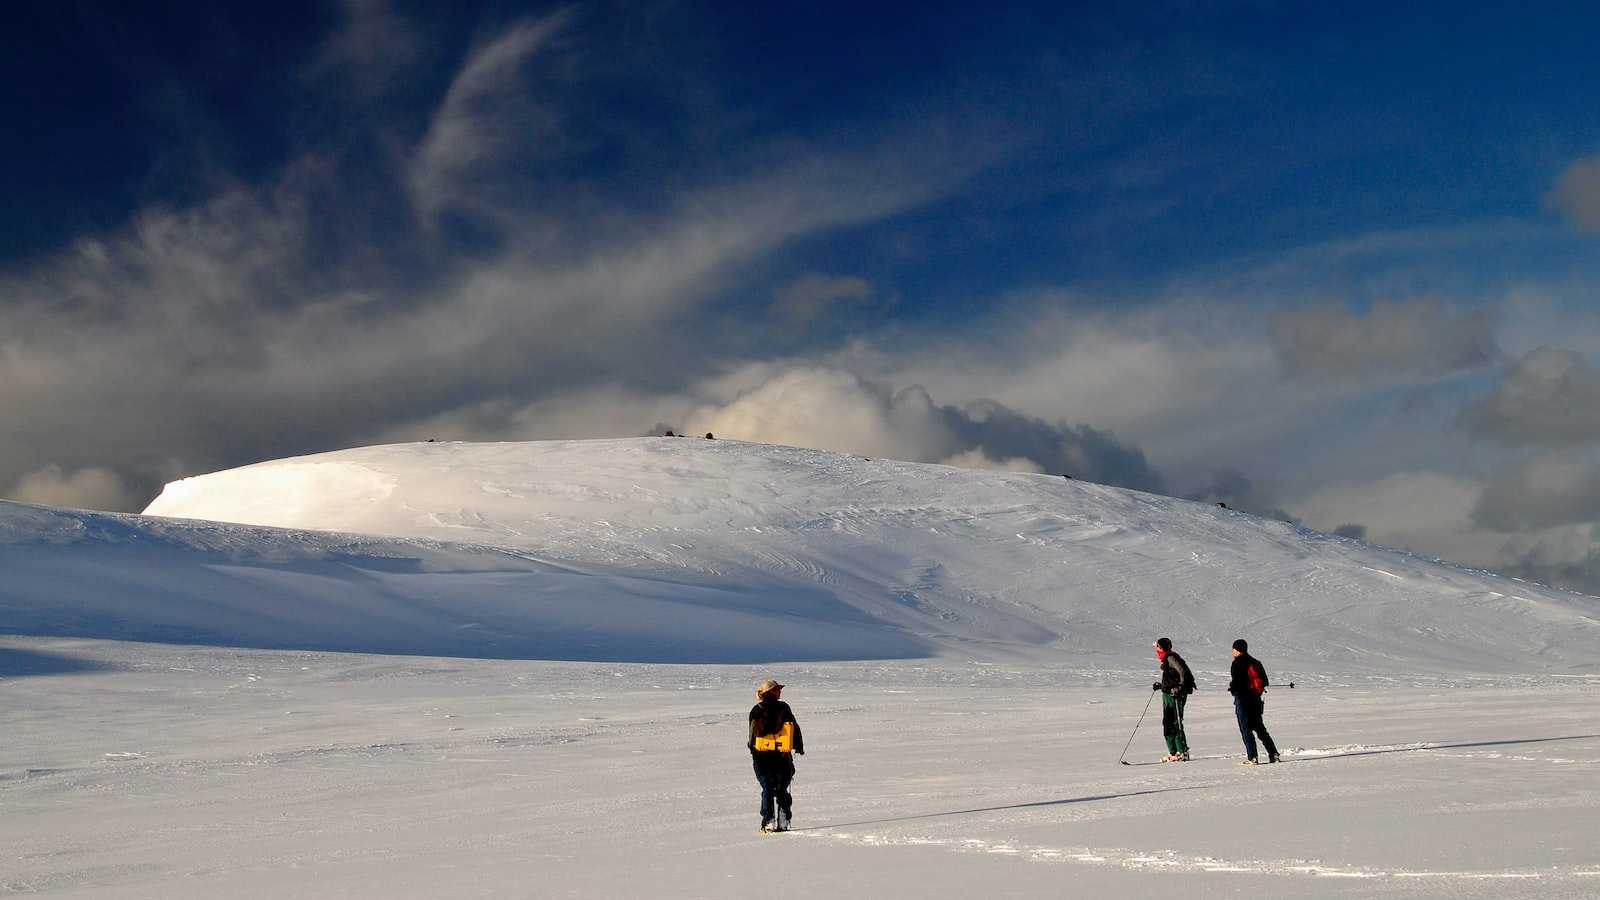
left=118, top=437, right=1600, bottom=674
left=0, top=501, right=923, bottom=664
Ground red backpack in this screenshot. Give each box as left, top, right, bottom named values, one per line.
left=1247, top=661, right=1268, bottom=695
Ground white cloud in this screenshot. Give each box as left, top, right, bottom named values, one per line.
left=1292, top=465, right=1600, bottom=596
left=1267, top=297, right=1499, bottom=381
left=364, top=384, right=694, bottom=446
left=689, top=368, right=948, bottom=461
left=1472, top=450, right=1600, bottom=532
left=1462, top=346, right=1600, bottom=447
left=809, top=296, right=1321, bottom=474
left=939, top=449, right=1044, bottom=474
left=1291, top=470, right=1505, bottom=567
left=6, top=465, right=142, bottom=512
left=1544, top=154, right=1600, bottom=233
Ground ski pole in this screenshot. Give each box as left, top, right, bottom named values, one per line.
left=1118, top=689, right=1157, bottom=766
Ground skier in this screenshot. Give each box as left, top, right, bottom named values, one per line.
left=748, top=679, right=804, bottom=832
left=1228, top=639, right=1280, bottom=765
left=1151, top=637, right=1195, bottom=761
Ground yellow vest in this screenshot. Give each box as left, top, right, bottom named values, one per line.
left=753, top=721, right=794, bottom=752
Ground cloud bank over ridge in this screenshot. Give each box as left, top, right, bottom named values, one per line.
left=687, top=368, right=1164, bottom=490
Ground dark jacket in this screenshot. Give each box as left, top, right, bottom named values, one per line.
left=1229, top=653, right=1269, bottom=696
left=748, top=699, right=804, bottom=755
left=1160, top=650, right=1196, bottom=696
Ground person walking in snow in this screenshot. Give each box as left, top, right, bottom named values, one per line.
left=1152, top=637, right=1195, bottom=761
left=748, top=679, right=804, bottom=832
left=1228, top=639, right=1280, bottom=765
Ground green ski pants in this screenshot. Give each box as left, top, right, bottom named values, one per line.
left=1161, top=693, right=1189, bottom=755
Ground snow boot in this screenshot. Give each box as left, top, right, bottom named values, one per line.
left=775, top=807, right=792, bottom=831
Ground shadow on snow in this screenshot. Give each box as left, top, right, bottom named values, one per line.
left=1286, top=734, right=1600, bottom=762
left=0, top=537, right=932, bottom=665
left=0, top=646, right=111, bottom=678
left=797, top=785, right=1214, bottom=831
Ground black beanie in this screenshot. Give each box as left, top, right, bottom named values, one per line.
left=1155, top=637, right=1172, bottom=651
left=1232, top=639, right=1248, bottom=653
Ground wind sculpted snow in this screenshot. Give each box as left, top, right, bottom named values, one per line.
left=91, top=436, right=1595, bottom=673
left=0, top=501, right=927, bottom=663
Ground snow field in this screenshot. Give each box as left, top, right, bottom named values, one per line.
left=6, top=437, right=1600, bottom=897
left=3, top=638, right=1598, bottom=898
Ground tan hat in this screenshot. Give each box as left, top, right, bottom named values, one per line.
left=756, top=679, right=784, bottom=697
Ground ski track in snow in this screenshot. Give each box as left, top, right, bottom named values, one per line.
left=797, top=830, right=1594, bottom=885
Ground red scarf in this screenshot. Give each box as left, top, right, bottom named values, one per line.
left=1155, top=647, right=1168, bottom=662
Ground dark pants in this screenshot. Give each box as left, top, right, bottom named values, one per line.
left=1233, top=694, right=1278, bottom=760
left=1161, top=693, right=1189, bottom=755
left=752, top=752, right=795, bottom=822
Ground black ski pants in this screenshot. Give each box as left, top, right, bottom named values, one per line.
left=752, top=751, right=795, bottom=822
left=1233, top=694, right=1278, bottom=760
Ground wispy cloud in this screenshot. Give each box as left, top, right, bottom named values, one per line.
left=408, top=11, right=574, bottom=222
left=304, top=0, right=424, bottom=97
left=770, top=274, right=874, bottom=325
left=0, top=15, right=984, bottom=511
left=1290, top=470, right=1505, bottom=567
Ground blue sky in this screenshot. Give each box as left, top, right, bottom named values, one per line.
left=4, top=1, right=1600, bottom=593
left=10, top=3, right=1596, bottom=281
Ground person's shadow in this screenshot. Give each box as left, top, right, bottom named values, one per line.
left=796, top=784, right=1214, bottom=831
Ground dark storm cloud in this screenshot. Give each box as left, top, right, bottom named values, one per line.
left=1461, top=347, right=1600, bottom=448
left=1495, top=541, right=1600, bottom=598
left=1471, top=452, right=1600, bottom=532
left=1268, top=298, right=1499, bottom=381
left=951, top=399, right=1165, bottom=491
left=1184, top=469, right=1293, bottom=522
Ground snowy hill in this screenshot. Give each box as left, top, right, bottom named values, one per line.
left=9, top=439, right=1600, bottom=897
left=98, top=437, right=1593, bottom=673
